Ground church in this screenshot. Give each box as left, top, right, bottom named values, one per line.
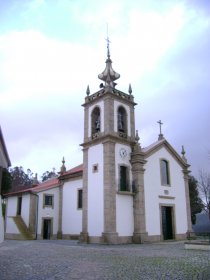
left=4, top=43, right=192, bottom=244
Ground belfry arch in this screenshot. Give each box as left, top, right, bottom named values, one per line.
left=91, top=106, right=101, bottom=135
left=117, top=106, right=127, bottom=134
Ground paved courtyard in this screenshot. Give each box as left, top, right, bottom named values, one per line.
left=0, top=240, right=210, bottom=280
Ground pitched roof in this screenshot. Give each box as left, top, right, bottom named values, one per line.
left=59, top=164, right=83, bottom=180
left=4, top=177, right=60, bottom=197
left=142, top=139, right=165, bottom=153
left=63, top=164, right=83, bottom=175
left=0, top=126, right=11, bottom=167
left=32, top=177, right=60, bottom=193
left=4, top=165, right=83, bottom=197
left=142, top=138, right=189, bottom=168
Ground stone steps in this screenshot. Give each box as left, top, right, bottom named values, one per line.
left=13, top=216, right=34, bottom=240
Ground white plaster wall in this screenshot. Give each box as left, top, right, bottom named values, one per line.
left=144, top=146, right=188, bottom=236
left=6, top=196, right=17, bottom=216
left=116, top=195, right=134, bottom=236
left=114, top=101, right=131, bottom=136
left=115, top=144, right=134, bottom=235
left=37, top=187, right=59, bottom=235
left=88, top=144, right=104, bottom=236
left=0, top=195, right=4, bottom=242
left=62, top=178, right=83, bottom=234
left=21, top=194, right=30, bottom=226
left=5, top=217, right=19, bottom=234
left=88, top=101, right=104, bottom=138
left=5, top=197, right=18, bottom=234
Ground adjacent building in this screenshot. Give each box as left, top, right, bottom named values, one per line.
left=0, top=126, right=11, bottom=243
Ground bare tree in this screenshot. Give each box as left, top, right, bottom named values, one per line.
left=198, top=170, right=210, bottom=220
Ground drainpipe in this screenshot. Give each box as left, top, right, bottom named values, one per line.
left=31, top=192, right=39, bottom=240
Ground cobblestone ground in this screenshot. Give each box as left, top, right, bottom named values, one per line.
left=0, top=240, right=210, bottom=280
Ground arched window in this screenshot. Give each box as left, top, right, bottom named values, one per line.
left=91, top=107, right=100, bottom=135
left=160, top=159, right=170, bottom=185
left=117, top=106, right=127, bottom=134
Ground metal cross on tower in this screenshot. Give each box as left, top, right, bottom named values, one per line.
left=157, top=120, right=164, bottom=140
left=105, top=23, right=111, bottom=58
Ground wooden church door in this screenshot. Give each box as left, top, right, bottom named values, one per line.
left=43, top=219, right=51, bottom=239
left=161, top=206, right=173, bottom=240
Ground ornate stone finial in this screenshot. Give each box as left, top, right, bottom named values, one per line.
left=134, top=130, right=141, bottom=151
left=86, top=85, right=90, bottom=96
left=181, top=145, right=187, bottom=162
left=32, top=173, right=39, bottom=186
left=128, top=83, right=132, bottom=95
left=60, top=157, right=66, bottom=174
left=157, top=120, right=164, bottom=140
left=135, top=130, right=140, bottom=143
left=98, top=35, right=120, bottom=89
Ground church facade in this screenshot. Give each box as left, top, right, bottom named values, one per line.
left=4, top=45, right=192, bottom=243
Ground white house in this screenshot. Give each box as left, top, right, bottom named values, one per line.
left=0, top=126, right=11, bottom=243
left=4, top=44, right=192, bottom=243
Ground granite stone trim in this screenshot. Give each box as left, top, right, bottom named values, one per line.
left=176, top=233, right=187, bottom=240
left=43, top=193, right=54, bottom=209
left=103, top=141, right=116, bottom=234
left=146, top=235, right=162, bottom=243
left=83, top=105, right=89, bottom=142
left=79, top=147, right=89, bottom=243
left=62, top=234, right=80, bottom=240
left=130, top=150, right=148, bottom=243
left=104, top=94, right=114, bottom=134
left=158, top=195, right=175, bottom=200
left=29, top=194, right=37, bottom=234
left=129, top=105, right=135, bottom=139
left=81, top=133, right=136, bottom=148
left=83, top=90, right=136, bottom=107
left=117, top=191, right=134, bottom=196
left=41, top=217, right=53, bottom=240
left=5, top=233, right=36, bottom=240
left=183, top=168, right=193, bottom=232
left=145, top=233, right=187, bottom=243
left=88, top=235, right=144, bottom=244
left=37, top=234, right=57, bottom=240
left=88, top=236, right=103, bottom=244
left=159, top=158, right=171, bottom=187
left=57, top=184, right=63, bottom=239
left=159, top=203, right=176, bottom=241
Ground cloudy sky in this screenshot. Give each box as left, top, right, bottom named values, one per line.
left=0, top=0, right=209, bottom=179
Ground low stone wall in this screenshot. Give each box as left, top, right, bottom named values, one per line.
left=185, top=242, right=210, bottom=251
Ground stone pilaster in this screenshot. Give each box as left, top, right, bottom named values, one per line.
left=104, top=94, right=114, bottom=134
left=183, top=168, right=193, bottom=233
left=57, top=184, right=63, bottom=239
left=131, top=145, right=148, bottom=243
left=102, top=140, right=118, bottom=243
left=83, top=106, right=89, bottom=142
left=29, top=194, right=37, bottom=234
left=129, top=104, right=136, bottom=139
left=79, top=147, right=89, bottom=243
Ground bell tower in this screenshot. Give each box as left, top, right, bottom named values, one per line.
left=80, top=41, right=137, bottom=244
